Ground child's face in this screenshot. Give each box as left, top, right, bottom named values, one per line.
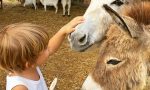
left=36, top=48, right=50, bottom=65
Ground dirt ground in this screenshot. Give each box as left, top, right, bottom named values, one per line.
left=0, top=1, right=149, bottom=90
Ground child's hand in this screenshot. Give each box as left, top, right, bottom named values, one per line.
left=61, top=16, right=84, bottom=35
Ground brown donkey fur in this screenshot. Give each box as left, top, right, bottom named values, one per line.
left=123, top=1, right=150, bottom=25
left=91, top=2, right=150, bottom=90
left=93, top=24, right=147, bottom=90
left=123, top=1, right=150, bottom=76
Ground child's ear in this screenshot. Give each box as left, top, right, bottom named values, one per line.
left=25, top=62, right=29, bottom=68
left=25, top=62, right=30, bottom=68
left=25, top=62, right=35, bottom=68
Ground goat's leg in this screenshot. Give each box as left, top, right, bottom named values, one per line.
left=33, top=0, right=37, bottom=10
left=44, top=5, right=47, bottom=11
left=67, top=0, right=71, bottom=16
left=62, top=1, right=66, bottom=16
left=54, top=4, right=58, bottom=14
left=23, top=3, right=26, bottom=7
left=62, top=5, right=66, bottom=16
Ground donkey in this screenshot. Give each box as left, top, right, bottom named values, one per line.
left=68, top=0, right=129, bottom=52
left=68, top=0, right=149, bottom=52
left=81, top=2, right=150, bottom=90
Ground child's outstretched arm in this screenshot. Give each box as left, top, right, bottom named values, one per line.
left=48, top=16, right=84, bottom=55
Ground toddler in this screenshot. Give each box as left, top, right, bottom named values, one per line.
left=0, top=16, right=84, bottom=90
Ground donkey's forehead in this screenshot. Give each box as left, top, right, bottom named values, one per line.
left=85, top=0, right=119, bottom=13
left=99, top=25, right=140, bottom=55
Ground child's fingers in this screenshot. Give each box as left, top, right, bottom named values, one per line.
left=70, top=18, right=85, bottom=27
left=73, top=17, right=85, bottom=24
left=73, top=20, right=84, bottom=27
left=74, top=16, right=85, bottom=21
left=66, top=28, right=75, bottom=34
left=72, top=28, right=75, bottom=32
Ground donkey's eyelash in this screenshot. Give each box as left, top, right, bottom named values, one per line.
left=107, top=59, right=122, bottom=65
left=111, top=0, right=124, bottom=6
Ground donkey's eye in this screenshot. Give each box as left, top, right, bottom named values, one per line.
left=111, top=0, right=124, bottom=6
left=107, top=59, right=122, bottom=65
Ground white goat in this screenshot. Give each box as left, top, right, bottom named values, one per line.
left=22, top=0, right=71, bottom=15
left=61, top=0, right=71, bottom=16
left=23, top=0, right=37, bottom=10
left=40, top=0, right=59, bottom=13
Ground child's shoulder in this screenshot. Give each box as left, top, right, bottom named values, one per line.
left=10, top=85, right=28, bottom=90
left=6, top=75, right=28, bottom=90
left=6, top=67, right=46, bottom=90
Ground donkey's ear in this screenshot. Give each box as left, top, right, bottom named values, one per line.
left=103, top=4, right=133, bottom=37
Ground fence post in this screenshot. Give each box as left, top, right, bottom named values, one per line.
left=0, top=0, right=2, bottom=9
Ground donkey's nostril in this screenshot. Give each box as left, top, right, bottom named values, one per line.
left=79, top=34, right=86, bottom=43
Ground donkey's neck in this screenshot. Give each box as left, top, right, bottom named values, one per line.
left=123, top=2, right=150, bottom=25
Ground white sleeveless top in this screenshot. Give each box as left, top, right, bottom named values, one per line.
left=6, top=67, right=48, bottom=90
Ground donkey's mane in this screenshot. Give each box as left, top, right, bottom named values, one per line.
left=123, top=1, right=150, bottom=25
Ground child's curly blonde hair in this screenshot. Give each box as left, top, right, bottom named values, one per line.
left=0, top=23, right=49, bottom=73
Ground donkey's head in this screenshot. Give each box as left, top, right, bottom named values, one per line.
left=92, top=25, right=147, bottom=90
left=68, top=0, right=128, bottom=52
left=85, top=4, right=149, bottom=90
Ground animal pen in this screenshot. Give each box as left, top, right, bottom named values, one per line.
left=0, top=0, right=149, bottom=90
